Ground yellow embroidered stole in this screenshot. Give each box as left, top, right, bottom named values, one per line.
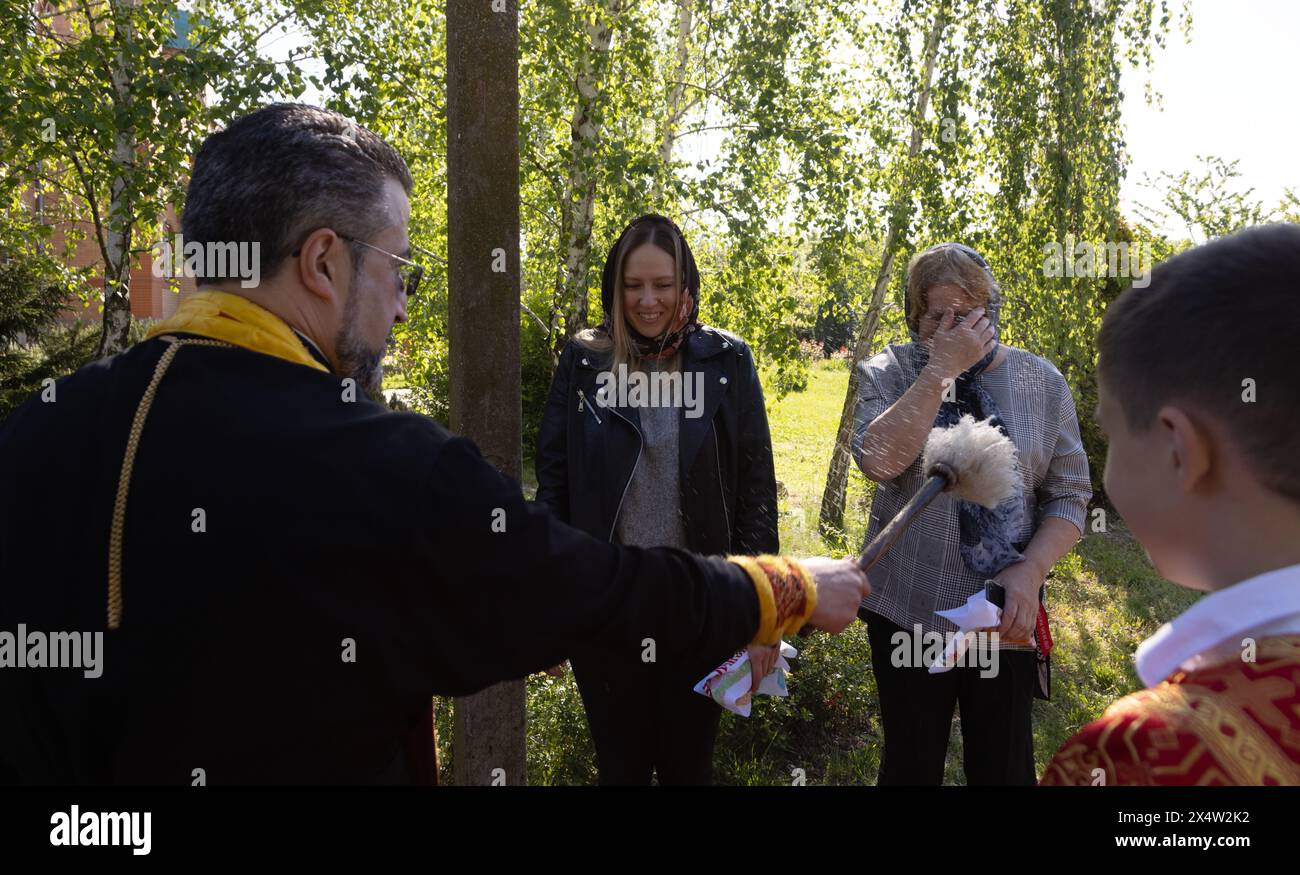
left=145, top=290, right=329, bottom=373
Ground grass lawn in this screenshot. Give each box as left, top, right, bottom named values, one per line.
left=439, top=358, right=1201, bottom=784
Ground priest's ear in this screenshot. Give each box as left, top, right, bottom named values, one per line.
left=293, top=230, right=353, bottom=307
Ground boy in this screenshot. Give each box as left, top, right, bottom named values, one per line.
left=1041, top=223, right=1300, bottom=786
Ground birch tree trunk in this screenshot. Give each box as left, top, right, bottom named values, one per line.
left=96, top=0, right=139, bottom=359
left=555, top=0, right=626, bottom=349
left=817, top=7, right=947, bottom=538
left=652, top=0, right=694, bottom=202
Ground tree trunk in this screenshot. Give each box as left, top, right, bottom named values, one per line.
left=652, top=0, right=693, bottom=203
left=447, top=0, right=527, bottom=786
left=817, top=8, right=947, bottom=538
left=96, top=0, right=138, bottom=359
left=554, top=0, right=627, bottom=351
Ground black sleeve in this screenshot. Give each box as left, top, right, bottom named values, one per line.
left=732, top=341, right=780, bottom=554
left=533, top=343, right=572, bottom=519
left=411, top=434, right=761, bottom=697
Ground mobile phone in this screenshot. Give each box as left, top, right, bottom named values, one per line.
left=984, top=580, right=1006, bottom=608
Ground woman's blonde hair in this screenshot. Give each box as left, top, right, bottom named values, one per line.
left=905, top=243, right=999, bottom=334
left=577, top=217, right=691, bottom=372
left=575, top=279, right=640, bottom=374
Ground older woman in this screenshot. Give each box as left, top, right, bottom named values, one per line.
left=851, top=242, right=1092, bottom=785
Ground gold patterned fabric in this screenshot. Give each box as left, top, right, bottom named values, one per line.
left=1041, top=636, right=1300, bottom=785
left=726, top=555, right=817, bottom=645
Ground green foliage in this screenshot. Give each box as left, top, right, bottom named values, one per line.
left=1135, top=154, right=1297, bottom=246
left=519, top=316, right=557, bottom=460
left=289, top=0, right=1193, bottom=443
left=0, top=0, right=315, bottom=354
left=523, top=671, right=598, bottom=786
left=713, top=621, right=879, bottom=785
left=0, top=248, right=96, bottom=420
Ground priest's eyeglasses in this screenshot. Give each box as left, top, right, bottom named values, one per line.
left=292, top=234, right=426, bottom=299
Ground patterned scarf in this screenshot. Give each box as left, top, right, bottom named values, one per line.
left=908, top=247, right=1027, bottom=577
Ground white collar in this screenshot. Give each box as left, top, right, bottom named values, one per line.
left=1134, top=562, right=1300, bottom=687
left=290, top=328, right=333, bottom=372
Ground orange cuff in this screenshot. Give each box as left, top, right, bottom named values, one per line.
left=727, top=555, right=818, bottom=645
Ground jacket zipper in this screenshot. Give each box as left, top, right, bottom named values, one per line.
left=713, top=421, right=731, bottom=543
left=576, top=388, right=602, bottom=425
left=607, top=405, right=643, bottom=543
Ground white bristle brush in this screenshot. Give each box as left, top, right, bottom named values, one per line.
left=858, top=414, right=1019, bottom=572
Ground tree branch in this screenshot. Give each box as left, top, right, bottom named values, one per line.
left=65, top=147, right=113, bottom=273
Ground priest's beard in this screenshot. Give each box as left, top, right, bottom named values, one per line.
left=335, top=271, right=387, bottom=398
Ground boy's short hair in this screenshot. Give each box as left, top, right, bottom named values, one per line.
left=1098, top=223, right=1300, bottom=504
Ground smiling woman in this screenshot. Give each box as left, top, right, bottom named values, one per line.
left=575, top=214, right=701, bottom=373
left=534, top=213, right=781, bottom=785
left=622, top=241, right=679, bottom=337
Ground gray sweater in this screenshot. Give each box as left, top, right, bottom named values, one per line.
left=615, top=358, right=688, bottom=549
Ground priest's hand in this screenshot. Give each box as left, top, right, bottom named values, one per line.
left=802, top=557, right=871, bottom=634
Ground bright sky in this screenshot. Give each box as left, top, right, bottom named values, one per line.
left=1118, top=0, right=1298, bottom=229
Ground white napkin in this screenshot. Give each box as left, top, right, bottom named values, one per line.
left=929, top=590, right=1002, bottom=673
left=693, top=641, right=798, bottom=717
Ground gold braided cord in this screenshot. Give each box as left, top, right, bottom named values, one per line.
left=107, top=336, right=232, bottom=630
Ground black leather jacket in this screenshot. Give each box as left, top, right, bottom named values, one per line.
left=535, top=325, right=779, bottom=557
